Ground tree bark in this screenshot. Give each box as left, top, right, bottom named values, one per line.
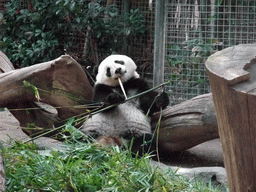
left=206, top=44, right=256, bottom=192
left=152, top=93, right=218, bottom=153
left=0, top=52, right=93, bottom=136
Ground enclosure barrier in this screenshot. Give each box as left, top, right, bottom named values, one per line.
left=206, top=44, right=256, bottom=192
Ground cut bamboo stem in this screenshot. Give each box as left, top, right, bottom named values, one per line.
left=118, top=77, right=128, bottom=100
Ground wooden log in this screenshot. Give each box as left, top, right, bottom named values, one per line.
left=206, top=44, right=256, bottom=192
left=152, top=93, right=218, bottom=153
left=0, top=52, right=93, bottom=136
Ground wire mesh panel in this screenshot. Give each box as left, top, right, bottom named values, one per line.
left=62, top=0, right=155, bottom=73
left=0, top=0, right=154, bottom=73
left=2, top=0, right=256, bottom=104
left=130, top=0, right=155, bottom=85
left=165, top=0, right=256, bottom=105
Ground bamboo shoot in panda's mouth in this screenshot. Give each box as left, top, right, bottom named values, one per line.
left=118, top=76, right=128, bottom=100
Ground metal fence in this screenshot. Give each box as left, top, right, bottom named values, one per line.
left=72, top=0, right=155, bottom=70
left=1, top=0, right=256, bottom=105
left=0, top=0, right=155, bottom=72
left=165, top=0, right=256, bottom=105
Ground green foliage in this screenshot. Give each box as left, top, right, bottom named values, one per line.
left=2, top=140, right=227, bottom=192
left=0, top=0, right=61, bottom=67
left=2, top=118, right=228, bottom=191
left=61, top=117, right=89, bottom=142
left=167, top=38, right=220, bottom=67
left=23, top=80, right=41, bottom=101
left=166, top=38, right=219, bottom=102
left=0, top=0, right=146, bottom=67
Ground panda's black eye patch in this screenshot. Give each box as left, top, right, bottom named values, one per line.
left=114, top=60, right=125, bottom=65
left=106, top=67, right=111, bottom=77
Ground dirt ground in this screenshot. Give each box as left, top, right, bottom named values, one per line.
left=0, top=109, right=224, bottom=168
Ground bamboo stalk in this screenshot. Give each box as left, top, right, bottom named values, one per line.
left=118, top=77, right=128, bottom=99
left=24, top=80, right=171, bottom=143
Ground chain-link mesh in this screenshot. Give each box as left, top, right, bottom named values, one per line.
left=1, top=0, right=256, bottom=104
left=63, top=0, right=155, bottom=74
left=0, top=0, right=154, bottom=73
left=165, top=0, right=256, bottom=105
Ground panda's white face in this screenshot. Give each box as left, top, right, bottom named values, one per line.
left=96, top=55, right=140, bottom=86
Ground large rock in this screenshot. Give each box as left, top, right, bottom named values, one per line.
left=151, top=160, right=227, bottom=185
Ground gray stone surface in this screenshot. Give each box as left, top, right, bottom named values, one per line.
left=0, top=109, right=65, bottom=151
left=0, top=109, right=27, bottom=143
left=151, top=160, right=227, bottom=185
left=159, top=139, right=224, bottom=168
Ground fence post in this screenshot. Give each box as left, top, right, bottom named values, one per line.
left=153, top=0, right=166, bottom=87
left=205, top=44, right=256, bottom=192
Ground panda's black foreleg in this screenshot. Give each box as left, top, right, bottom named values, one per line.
left=123, top=78, right=169, bottom=115
left=152, top=91, right=170, bottom=111
left=93, top=84, right=125, bottom=108
left=104, top=92, right=125, bottom=105
left=139, top=91, right=169, bottom=116
left=130, top=133, right=156, bottom=156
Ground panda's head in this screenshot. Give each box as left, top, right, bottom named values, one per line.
left=95, top=55, right=140, bottom=86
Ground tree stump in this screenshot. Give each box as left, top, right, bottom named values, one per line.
left=206, top=44, right=256, bottom=192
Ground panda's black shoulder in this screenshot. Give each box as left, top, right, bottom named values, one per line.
left=93, top=83, right=116, bottom=102
left=123, top=77, right=150, bottom=92
left=94, top=83, right=113, bottom=93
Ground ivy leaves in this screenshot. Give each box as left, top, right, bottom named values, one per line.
left=0, top=0, right=146, bottom=67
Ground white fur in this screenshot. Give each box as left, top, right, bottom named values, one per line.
left=81, top=102, right=151, bottom=138
left=81, top=55, right=152, bottom=140
left=96, top=55, right=140, bottom=86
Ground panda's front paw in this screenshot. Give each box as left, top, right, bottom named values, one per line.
left=155, top=92, right=169, bottom=109
left=105, top=92, right=125, bottom=105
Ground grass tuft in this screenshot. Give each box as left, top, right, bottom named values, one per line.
left=2, top=139, right=228, bottom=192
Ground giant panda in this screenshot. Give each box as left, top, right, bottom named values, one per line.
left=80, top=54, right=169, bottom=153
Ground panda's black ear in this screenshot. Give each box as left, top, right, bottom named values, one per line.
left=93, top=65, right=99, bottom=76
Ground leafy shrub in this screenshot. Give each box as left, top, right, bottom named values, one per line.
left=166, top=39, right=219, bottom=104
left=0, top=0, right=146, bottom=67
